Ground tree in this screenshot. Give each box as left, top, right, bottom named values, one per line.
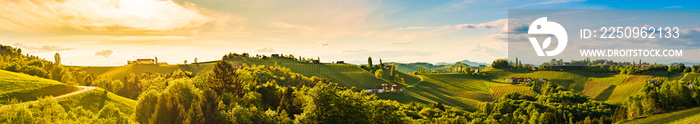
left=202, top=88, right=223, bottom=124
left=433, top=102, right=445, bottom=111
left=208, top=61, right=242, bottom=97
left=184, top=60, right=188, bottom=65
left=54, top=53, right=61, bottom=66
left=133, top=90, right=160, bottom=124
left=194, top=58, right=198, bottom=64
left=491, top=59, right=509, bottom=68
left=97, top=103, right=128, bottom=124
left=278, top=87, right=298, bottom=118
left=379, top=59, right=384, bottom=69
left=375, top=69, right=384, bottom=79
left=152, top=80, right=204, bottom=124
left=155, top=56, right=158, bottom=64
left=110, top=80, right=124, bottom=93
left=367, top=57, right=373, bottom=69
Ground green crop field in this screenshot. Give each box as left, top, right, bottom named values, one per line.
left=603, top=74, right=672, bottom=102
left=670, top=107, right=700, bottom=124
left=490, top=85, right=536, bottom=100
left=622, top=106, right=700, bottom=124
left=485, top=68, right=622, bottom=92
left=403, top=73, right=493, bottom=111
left=581, top=82, right=613, bottom=100
left=680, top=73, right=700, bottom=83
left=0, top=70, right=80, bottom=104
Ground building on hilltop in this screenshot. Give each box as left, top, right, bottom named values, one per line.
left=136, top=59, right=155, bottom=64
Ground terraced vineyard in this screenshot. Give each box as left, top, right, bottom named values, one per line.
left=606, top=75, right=655, bottom=102
left=581, top=82, right=613, bottom=100
left=622, top=106, right=700, bottom=124
left=490, top=85, right=536, bottom=100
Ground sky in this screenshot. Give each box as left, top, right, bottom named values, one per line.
left=0, top=0, right=698, bottom=66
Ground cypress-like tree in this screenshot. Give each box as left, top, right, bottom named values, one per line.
left=208, top=60, right=241, bottom=97
left=54, top=53, right=61, bottom=66
left=368, top=57, right=373, bottom=68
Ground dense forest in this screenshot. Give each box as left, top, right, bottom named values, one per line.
left=2, top=44, right=700, bottom=123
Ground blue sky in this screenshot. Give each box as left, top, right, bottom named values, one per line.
left=0, top=0, right=699, bottom=66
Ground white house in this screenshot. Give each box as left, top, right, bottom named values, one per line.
left=136, top=59, right=155, bottom=64
left=365, top=86, right=384, bottom=93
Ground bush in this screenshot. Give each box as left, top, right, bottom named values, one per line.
left=20, top=65, right=48, bottom=78
left=491, top=59, right=509, bottom=68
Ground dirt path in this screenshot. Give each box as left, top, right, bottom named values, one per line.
left=0, top=86, right=95, bottom=109
left=679, top=73, right=688, bottom=82
left=408, top=75, right=424, bottom=87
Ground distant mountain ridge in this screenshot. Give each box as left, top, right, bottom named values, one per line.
left=386, top=60, right=488, bottom=73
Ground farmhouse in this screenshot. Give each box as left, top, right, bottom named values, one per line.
left=136, top=59, right=155, bottom=64
left=365, top=86, right=384, bottom=93
left=365, top=84, right=403, bottom=93
left=385, top=65, right=393, bottom=69
left=234, top=65, right=243, bottom=69
left=382, top=84, right=403, bottom=93
left=506, top=77, right=532, bottom=82
left=335, top=61, right=345, bottom=64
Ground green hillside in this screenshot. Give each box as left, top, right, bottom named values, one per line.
left=224, top=57, right=392, bottom=88
left=74, top=64, right=215, bottom=80
left=581, top=82, right=614, bottom=100
left=0, top=70, right=79, bottom=104
left=403, top=73, right=519, bottom=111
left=622, top=106, right=700, bottom=124
left=386, top=62, right=484, bottom=74
left=56, top=88, right=136, bottom=115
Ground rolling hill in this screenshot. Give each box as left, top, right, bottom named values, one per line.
left=71, top=56, right=681, bottom=111
left=0, top=69, right=136, bottom=118
left=0, top=70, right=80, bottom=105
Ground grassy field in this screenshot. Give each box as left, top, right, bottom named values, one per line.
left=56, top=88, right=137, bottom=115
left=0, top=70, right=80, bottom=104
left=621, top=106, right=700, bottom=124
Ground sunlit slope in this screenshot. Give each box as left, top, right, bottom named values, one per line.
left=402, top=73, right=531, bottom=111
left=0, top=70, right=79, bottom=103
left=56, top=88, right=137, bottom=115
left=75, top=63, right=215, bottom=79
left=622, top=106, right=700, bottom=124
left=227, top=57, right=391, bottom=88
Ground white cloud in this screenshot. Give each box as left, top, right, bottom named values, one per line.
left=95, top=49, right=114, bottom=57
left=517, top=0, right=586, bottom=8
left=396, top=27, right=430, bottom=30
left=0, top=0, right=215, bottom=32
left=12, top=43, right=74, bottom=52
left=254, top=47, right=276, bottom=53
left=387, top=41, right=411, bottom=45
left=455, top=19, right=509, bottom=29
left=318, top=41, right=329, bottom=48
